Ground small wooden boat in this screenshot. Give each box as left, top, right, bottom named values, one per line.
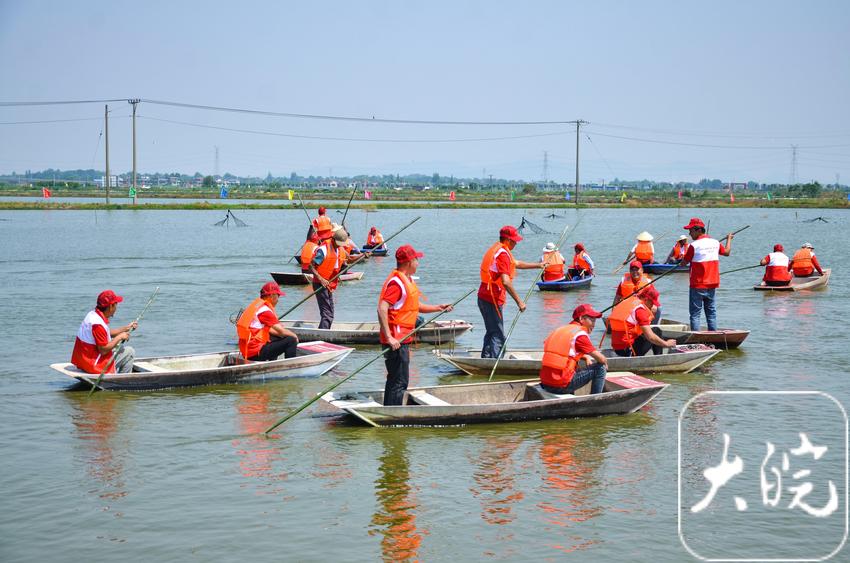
left=351, top=246, right=388, bottom=256
left=536, top=275, right=594, bottom=291
left=435, top=344, right=718, bottom=376
left=280, top=319, right=473, bottom=345
left=753, top=268, right=831, bottom=292
left=654, top=318, right=749, bottom=349
left=642, top=262, right=689, bottom=274
left=321, top=372, right=668, bottom=426
left=270, top=271, right=364, bottom=286
left=50, top=341, right=353, bottom=391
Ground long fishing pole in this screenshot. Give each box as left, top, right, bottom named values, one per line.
left=263, top=288, right=476, bottom=434
left=340, top=185, right=357, bottom=229
left=488, top=220, right=580, bottom=382
left=277, top=216, right=421, bottom=319
left=87, top=286, right=160, bottom=395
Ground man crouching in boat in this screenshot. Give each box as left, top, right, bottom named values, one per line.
left=759, top=244, right=793, bottom=287
left=71, top=290, right=138, bottom=374
left=539, top=304, right=608, bottom=395
left=609, top=287, right=677, bottom=357
left=237, top=282, right=299, bottom=361
left=378, top=244, right=453, bottom=406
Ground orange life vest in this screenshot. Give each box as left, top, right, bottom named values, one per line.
left=540, top=323, right=589, bottom=388
left=379, top=269, right=421, bottom=344
left=609, top=295, right=649, bottom=349
left=313, top=239, right=344, bottom=290
left=301, top=240, right=318, bottom=272
left=618, top=273, right=653, bottom=298
left=366, top=230, right=384, bottom=247
left=672, top=241, right=689, bottom=260
left=480, top=242, right=517, bottom=292
left=573, top=251, right=593, bottom=273
left=634, top=240, right=654, bottom=262
left=236, top=297, right=272, bottom=359
left=791, top=248, right=814, bottom=276
left=542, top=251, right=566, bottom=282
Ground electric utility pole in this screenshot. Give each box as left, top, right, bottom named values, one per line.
left=104, top=104, right=110, bottom=204
left=575, top=120, right=587, bottom=204
left=130, top=99, right=140, bottom=204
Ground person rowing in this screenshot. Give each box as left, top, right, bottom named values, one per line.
left=613, top=260, right=654, bottom=308
left=307, top=205, right=328, bottom=240
left=568, top=243, right=594, bottom=279
left=665, top=235, right=690, bottom=265
left=539, top=304, right=608, bottom=395
left=540, top=242, right=567, bottom=282
left=790, top=242, right=824, bottom=277
left=300, top=231, right=320, bottom=274
left=621, top=231, right=655, bottom=266
left=309, top=218, right=361, bottom=329
left=609, top=286, right=676, bottom=357
left=680, top=217, right=733, bottom=331
left=71, top=290, right=138, bottom=375
left=236, top=282, right=299, bottom=361
left=759, top=244, right=793, bottom=287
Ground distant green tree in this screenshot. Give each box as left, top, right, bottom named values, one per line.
left=522, top=183, right=536, bottom=194
left=202, top=175, right=215, bottom=187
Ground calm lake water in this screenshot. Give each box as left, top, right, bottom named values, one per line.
left=1, top=207, right=847, bottom=562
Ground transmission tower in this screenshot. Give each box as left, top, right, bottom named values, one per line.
left=214, top=146, right=220, bottom=177
left=789, top=145, right=798, bottom=185
left=542, top=150, right=549, bottom=189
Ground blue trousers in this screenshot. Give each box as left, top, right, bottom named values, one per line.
left=542, top=363, right=607, bottom=395
left=689, top=288, right=717, bottom=331
left=478, top=297, right=505, bottom=359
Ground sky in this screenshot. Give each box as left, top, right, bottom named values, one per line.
left=1, top=0, right=849, bottom=185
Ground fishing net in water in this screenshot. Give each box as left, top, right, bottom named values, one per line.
left=802, top=216, right=829, bottom=223
left=213, top=210, right=249, bottom=227
left=544, top=211, right=565, bottom=219
left=517, top=216, right=553, bottom=235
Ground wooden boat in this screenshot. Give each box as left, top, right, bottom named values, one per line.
left=642, top=262, right=689, bottom=274
left=50, top=341, right=353, bottom=391
left=270, top=271, right=364, bottom=286
left=434, top=344, right=719, bottom=376
left=280, top=319, right=473, bottom=345
left=321, top=372, right=668, bottom=426
left=536, top=275, right=594, bottom=291
left=753, top=268, right=831, bottom=292
left=654, top=318, right=749, bottom=349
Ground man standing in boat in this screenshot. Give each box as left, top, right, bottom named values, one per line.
left=307, top=205, right=328, bottom=240
left=237, top=282, right=299, bottom=361
left=665, top=235, right=690, bottom=265
left=478, top=225, right=544, bottom=358
left=71, top=290, right=138, bottom=374
left=609, top=287, right=677, bottom=357
left=539, top=304, right=608, bottom=395
left=309, top=218, right=359, bottom=329
left=680, top=217, right=733, bottom=331
left=378, top=244, right=453, bottom=406
left=759, top=244, right=793, bottom=287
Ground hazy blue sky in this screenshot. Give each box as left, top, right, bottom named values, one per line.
left=1, top=0, right=848, bottom=184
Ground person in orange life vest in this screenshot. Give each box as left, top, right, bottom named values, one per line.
left=680, top=217, right=733, bottom=331
left=613, top=260, right=654, bottom=307
left=364, top=226, right=385, bottom=250
left=609, top=286, right=677, bottom=358
left=237, top=282, right=299, bottom=361
left=539, top=304, right=608, bottom=395
left=665, top=235, right=690, bottom=264
left=378, top=244, right=453, bottom=406
left=71, top=290, right=138, bottom=374
left=622, top=231, right=655, bottom=266
left=300, top=231, right=320, bottom=273
left=567, top=242, right=594, bottom=279
left=309, top=220, right=361, bottom=329
left=790, top=242, right=824, bottom=277
left=477, top=225, right=545, bottom=358
left=307, top=205, right=328, bottom=239
left=759, top=244, right=793, bottom=287
left=540, top=242, right=567, bottom=282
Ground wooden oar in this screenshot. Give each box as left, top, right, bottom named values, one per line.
left=340, top=185, right=358, bottom=229
left=277, top=216, right=421, bottom=320
left=263, top=288, right=476, bottom=434
left=487, top=220, right=581, bottom=382
left=612, top=230, right=672, bottom=274
left=87, top=286, right=160, bottom=396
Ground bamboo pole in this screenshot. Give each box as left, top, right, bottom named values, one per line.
left=340, top=184, right=358, bottom=229
left=263, top=288, right=476, bottom=434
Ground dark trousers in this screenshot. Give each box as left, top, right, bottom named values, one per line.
left=250, top=335, right=298, bottom=361
left=567, top=267, right=587, bottom=279
left=383, top=344, right=410, bottom=406
left=541, top=363, right=607, bottom=395
left=478, top=297, right=505, bottom=358
left=614, top=327, right=664, bottom=357
left=312, top=282, right=335, bottom=329
left=764, top=279, right=791, bottom=286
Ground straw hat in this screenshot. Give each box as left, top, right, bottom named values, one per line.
left=678, top=235, right=688, bottom=241
left=636, top=231, right=654, bottom=242
left=542, top=242, right=557, bottom=252
left=802, top=242, right=814, bottom=249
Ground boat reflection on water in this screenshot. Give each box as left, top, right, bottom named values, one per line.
left=469, top=435, right=525, bottom=527
left=233, top=389, right=285, bottom=485
left=370, top=434, right=424, bottom=562
left=66, top=392, right=129, bottom=503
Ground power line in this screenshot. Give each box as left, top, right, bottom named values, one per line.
left=0, top=99, right=128, bottom=106
left=584, top=129, right=850, bottom=150
left=0, top=117, right=106, bottom=125
left=590, top=120, right=850, bottom=140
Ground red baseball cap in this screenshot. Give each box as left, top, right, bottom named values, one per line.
left=318, top=206, right=327, bottom=215
left=97, top=290, right=123, bottom=308
left=395, top=244, right=424, bottom=263
left=500, top=225, right=523, bottom=242
left=629, top=260, right=643, bottom=270
left=574, top=242, right=585, bottom=251
left=638, top=285, right=660, bottom=306
left=773, top=244, right=784, bottom=252
left=572, top=303, right=603, bottom=321
left=260, top=281, right=284, bottom=297
left=684, top=217, right=705, bottom=230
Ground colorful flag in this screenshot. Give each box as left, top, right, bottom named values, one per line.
left=620, top=192, right=627, bottom=203
left=565, top=192, right=571, bottom=201
left=287, top=189, right=294, bottom=200
left=449, top=191, right=456, bottom=201
left=128, top=187, right=136, bottom=198
left=364, top=190, right=372, bottom=200
left=42, top=187, right=51, bottom=198
left=730, top=193, right=735, bottom=203
left=767, top=192, right=772, bottom=201
left=510, top=190, right=515, bottom=201
left=220, top=187, right=228, bottom=198
left=678, top=190, right=683, bottom=200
